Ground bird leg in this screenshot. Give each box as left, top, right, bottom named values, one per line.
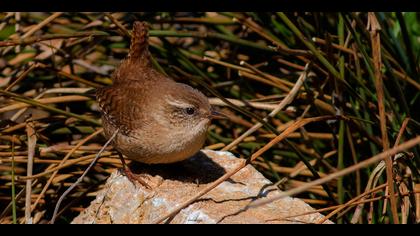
left=118, top=152, right=151, bottom=189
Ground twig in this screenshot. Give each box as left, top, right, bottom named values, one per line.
left=232, top=15, right=309, bottom=56
left=11, top=135, right=17, bottom=224
left=5, top=62, right=39, bottom=91
left=2, top=12, right=63, bottom=54
left=265, top=183, right=387, bottom=222
left=19, top=152, right=113, bottom=180
left=0, top=89, right=100, bottom=126
left=240, top=61, right=291, bottom=92
left=25, top=121, right=36, bottom=224
left=0, top=31, right=109, bottom=47
left=381, top=117, right=411, bottom=220
left=208, top=97, right=278, bottom=111
left=104, top=13, right=131, bottom=38
left=0, top=95, right=91, bottom=114
left=368, top=12, right=399, bottom=224
left=247, top=136, right=420, bottom=209
left=50, top=128, right=119, bottom=224
left=31, top=128, right=103, bottom=212
left=22, top=13, right=63, bottom=39
left=222, top=63, right=309, bottom=151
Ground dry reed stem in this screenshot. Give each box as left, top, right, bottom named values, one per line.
left=203, top=56, right=295, bottom=87
left=274, top=184, right=387, bottom=222
left=240, top=61, right=291, bottom=92
left=105, top=13, right=131, bottom=38
left=0, top=89, right=100, bottom=126
left=0, top=31, right=109, bottom=47
left=22, top=13, right=63, bottom=39
left=266, top=183, right=420, bottom=223
left=24, top=121, right=36, bottom=224
left=50, top=128, right=119, bottom=224
left=233, top=16, right=309, bottom=56
left=248, top=136, right=420, bottom=210
left=312, top=37, right=356, bottom=55
left=254, top=160, right=328, bottom=178
left=222, top=63, right=309, bottom=151
left=368, top=12, right=399, bottom=223
left=208, top=97, right=278, bottom=111
left=0, top=95, right=91, bottom=114
left=5, top=63, right=39, bottom=91
left=1, top=12, right=63, bottom=55
left=415, top=183, right=420, bottom=223
left=31, top=128, right=103, bottom=212
left=260, top=132, right=333, bottom=140
left=238, top=71, right=290, bottom=92
left=18, top=151, right=113, bottom=181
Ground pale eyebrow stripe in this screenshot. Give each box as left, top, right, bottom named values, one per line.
left=165, top=97, right=192, bottom=108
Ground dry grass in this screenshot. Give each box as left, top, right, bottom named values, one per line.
left=0, top=12, right=419, bottom=224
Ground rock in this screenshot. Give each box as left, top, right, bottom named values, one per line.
left=72, top=150, right=332, bottom=224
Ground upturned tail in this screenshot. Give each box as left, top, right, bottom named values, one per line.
left=128, top=21, right=151, bottom=66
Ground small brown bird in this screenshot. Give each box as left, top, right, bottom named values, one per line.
left=96, top=22, right=218, bottom=186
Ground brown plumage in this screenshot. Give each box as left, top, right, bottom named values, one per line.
left=96, top=21, right=212, bottom=165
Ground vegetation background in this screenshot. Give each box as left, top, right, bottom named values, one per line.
left=0, top=12, right=419, bottom=224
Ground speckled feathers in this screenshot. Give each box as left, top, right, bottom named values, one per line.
left=96, top=21, right=212, bottom=164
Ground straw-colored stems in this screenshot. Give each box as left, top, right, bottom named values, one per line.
left=24, top=121, right=36, bottom=224
left=0, top=31, right=109, bottom=47
left=31, top=128, right=103, bottom=212
left=368, top=12, right=398, bottom=224
left=223, top=64, right=308, bottom=151
left=249, top=136, right=420, bottom=209
left=0, top=90, right=100, bottom=126
left=11, top=136, right=17, bottom=224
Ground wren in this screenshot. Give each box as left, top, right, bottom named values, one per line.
left=96, top=22, right=217, bottom=185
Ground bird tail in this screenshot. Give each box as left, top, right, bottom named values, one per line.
left=128, top=21, right=151, bottom=64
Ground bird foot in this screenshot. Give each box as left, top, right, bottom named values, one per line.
left=120, top=167, right=152, bottom=189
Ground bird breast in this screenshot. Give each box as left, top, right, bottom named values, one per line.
left=104, top=117, right=208, bottom=164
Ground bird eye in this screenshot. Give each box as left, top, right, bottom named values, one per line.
left=184, top=107, right=196, bottom=115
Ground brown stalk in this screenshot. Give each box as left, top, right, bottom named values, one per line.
left=25, top=121, right=36, bottom=224
left=240, top=61, right=291, bottom=92
left=381, top=117, right=411, bottom=220
left=208, top=97, right=279, bottom=111
left=276, top=58, right=306, bottom=71
left=0, top=31, right=108, bottom=48
left=267, top=184, right=420, bottom=223
left=312, top=37, right=356, bottom=55
left=104, top=13, right=131, bottom=38
left=1, top=12, right=62, bottom=55
left=50, top=128, right=119, bottom=224
left=203, top=56, right=295, bottom=88
left=238, top=71, right=290, bottom=92
left=0, top=95, right=91, bottom=114
left=35, top=63, right=103, bottom=88
left=233, top=16, right=309, bottom=56
left=31, top=128, right=103, bottom=212
left=247, top=136, right=420, bottom=210
left=368, top=12, right=399, bottom=224
left=223, top=64, right=309, bottom=151
left=18, top=151, right=113, bottom=181
left=269, top=184, right=387, bottom=222
left=5, top=63, right=39, bottom=91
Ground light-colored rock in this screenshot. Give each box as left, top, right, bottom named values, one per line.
left=72, top=150, right=332, bottom=224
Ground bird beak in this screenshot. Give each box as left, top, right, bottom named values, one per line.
left=209, top=108, right=229, bottom=120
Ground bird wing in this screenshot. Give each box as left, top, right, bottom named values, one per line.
left=96, top=85, right=145, bottom=135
